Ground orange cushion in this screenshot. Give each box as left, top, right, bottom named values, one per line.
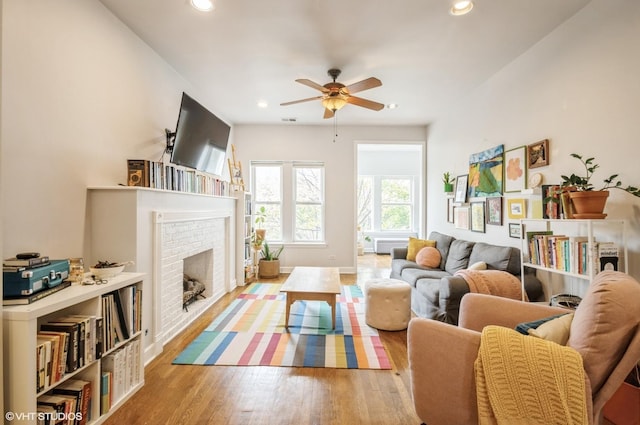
left=415, top=247, right=442, bottom=268
left=407, top=237, right=436, bottom=262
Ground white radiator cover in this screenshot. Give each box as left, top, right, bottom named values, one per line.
left=374, top=238, right=409, bottom=254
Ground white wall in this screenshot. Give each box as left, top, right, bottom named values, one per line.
left=233, top=125, right=427, bottom=271
left=427, top=0, right=640, bottom=282
left=0, top=0, right=229, bottom=259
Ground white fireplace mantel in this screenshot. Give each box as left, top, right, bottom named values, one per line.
left=86, top=186, right=237, bottom=364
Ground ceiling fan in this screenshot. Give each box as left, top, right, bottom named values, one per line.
left=281, top=69, right=384, bottom=119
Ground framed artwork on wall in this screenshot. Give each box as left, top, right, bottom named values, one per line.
left=468, top=144, right=504, bottom=197
left=486, top=197, right=502, bottom=225
left=509, top=223, right=522, bottom=239
left=454, top=174, right=469, bottom=203
left=454, top=206, right=470, bottom=230
left=504, top=146, right=527, bottom=192
left=470, top=202, right=486, bottom=233
left=527, top=139, right=549, bottom=169
left=507, top=198, right=526, bottom=219
left=447, top=197, right=455, bottom=223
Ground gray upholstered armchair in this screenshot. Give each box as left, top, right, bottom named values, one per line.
left=408, top=271, right=640, bottom=425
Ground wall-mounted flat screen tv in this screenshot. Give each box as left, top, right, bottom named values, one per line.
left=170, top=92, right=230, bottom=176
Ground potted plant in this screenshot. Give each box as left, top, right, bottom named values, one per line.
left=254, top=206, right=267, bottom=246
left=558, top=153, right=640, bottom=218
left=443, top=172, right=455, bottom=193
left=258, top=241, right=283, bottom=278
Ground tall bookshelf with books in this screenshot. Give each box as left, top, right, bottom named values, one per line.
left=3, top=272, right=144, bottom=425
left=518, top=219, right=628, bottom=299
left=234, top=190, right=255, bottom=285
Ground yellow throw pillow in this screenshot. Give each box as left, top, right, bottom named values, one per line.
left=528, top=313, right=574, bottom=345
left=415, top=246, right=442, bottom=268
left=407, top=237, right=436, bottom=262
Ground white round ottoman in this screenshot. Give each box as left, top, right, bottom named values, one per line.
left=364, top=278, right=412, bottom=331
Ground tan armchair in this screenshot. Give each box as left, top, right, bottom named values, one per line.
left=408, top=271, right=640, bottom=425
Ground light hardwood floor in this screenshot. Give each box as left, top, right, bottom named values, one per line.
left=103, top=254, right=421, bottom=425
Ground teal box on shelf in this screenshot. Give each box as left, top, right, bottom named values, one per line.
left=3, top=259, right=70, bottom=297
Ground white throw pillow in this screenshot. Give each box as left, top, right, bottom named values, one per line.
left=468, top=261, right=487, bottom=271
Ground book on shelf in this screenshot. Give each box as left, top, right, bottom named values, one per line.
left=47, top=317, right=87, bottom=369
left=127, top=159, right=150, bottom=188
left=51, top=378, right=92, bottom=425
left=101, top=371, right=112, bottom=415
left=3, top=280, right=71, bottom=305
left=598, top=242, right=619, bottom=272
left=37, top=393, right=75, bottom=420
left=35, top=337, right=51, bottom=392
left=3, top=255, right=50, bottom=268
left=40, top=322, right=79, bottom=373
left=38, top=331, right=68, bottom=384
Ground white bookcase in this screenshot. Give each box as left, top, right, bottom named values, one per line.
left=3, top=272, right=145, bottom=425
left=518, top=219, right=627, bottom=298
left=234, top=190, right=255, bottom=285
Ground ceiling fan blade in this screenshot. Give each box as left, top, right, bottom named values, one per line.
left=323, top=108, right=335, bottom=119
left=295, top=79, right=329, bottom=92
left=347, top=96, right=385, bottom=111
left=345, top=77, right=382, bottom=94
left=280, top=95, right=323, bottom=106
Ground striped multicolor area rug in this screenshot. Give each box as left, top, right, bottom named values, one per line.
left=173, top=283, right=391, bottom=369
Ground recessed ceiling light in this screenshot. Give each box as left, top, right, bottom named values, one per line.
left=257, top=100, right=268, bottom=108
left=450, top=0, right=473, bottom=16
left=191, top=0, right=214, bottom=12
left=387, top=103, right=399, bottom=109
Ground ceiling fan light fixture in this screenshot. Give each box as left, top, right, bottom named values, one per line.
left=191, top=0, right=214, bottom=12
left=322, top=96, right=348, bottom=112
left=450, top=0, right=473, bottom=16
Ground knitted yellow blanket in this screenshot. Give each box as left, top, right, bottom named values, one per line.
left=475, top=326, right=588, bottom=425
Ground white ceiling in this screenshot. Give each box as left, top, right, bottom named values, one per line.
left=99, top=0, right=591, bottom=126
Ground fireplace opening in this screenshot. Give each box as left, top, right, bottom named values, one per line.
left=181, top=249, right=214, bottom=312
left=183, top=274, right=206, bottom=311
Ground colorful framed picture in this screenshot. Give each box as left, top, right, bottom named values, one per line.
left=504, top=146, right=527, bottom=193
left=470, top=202, right=486, bottom=233
left=454, top=174, right=469, bottom=203
left=486, top=196, right=502, bottom=225
left=468, top=144, right=504, bottom=197
left=509, top=223, right=522, bottom=239
left=527, top=139, right=549, bottom=169
left=454, top=206, right=470, bottom=230
left=447, top=197, right=455, bottom=223
left=507, top=198, right=526, bottom=219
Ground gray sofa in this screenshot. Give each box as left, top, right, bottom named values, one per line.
left=390, top=231, right=543, bottom=324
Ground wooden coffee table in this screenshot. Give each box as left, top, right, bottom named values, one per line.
left=280, top=266, right=341, bottom=329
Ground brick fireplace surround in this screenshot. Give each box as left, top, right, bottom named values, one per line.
left=153, top=210, right=231, bottom=345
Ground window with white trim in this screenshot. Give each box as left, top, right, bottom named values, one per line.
left=358, top=175, right=417, bottom=233
left=251, top=161, right=325, bottom=243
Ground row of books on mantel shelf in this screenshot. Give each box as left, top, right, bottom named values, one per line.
left=526, top=231, right=620, bottom=275
left=127, top=159, right=229, bottom=196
